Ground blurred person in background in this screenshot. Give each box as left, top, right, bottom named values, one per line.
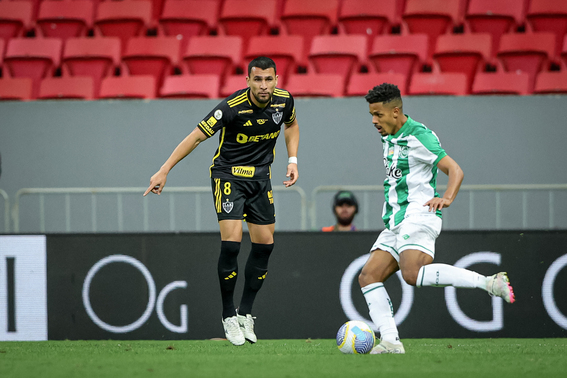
left=322, top=190, right=358, bottom=231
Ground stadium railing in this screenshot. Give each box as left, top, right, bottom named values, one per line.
left=0, top=189, right=9, bottom=233
left=311, top=184, right=567, bottom=230
left=12, top=186, right=308, bottom=233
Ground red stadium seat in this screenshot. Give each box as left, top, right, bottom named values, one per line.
left=368, top=34, right=428, bottom=89
left=433, top=33, right=492, bottom=91
left=38, top=76, right=94, bottom=100
left=244, top=35, right=303, bottom=86
left=338, top=0, right=396, bottom=54
left=308, top=35, right=367, bottom=82
left=0, top=1, right=33, bottom=40
left=36, top=1, right=94, bottom=41
left=219, top=74, right=247, bottom=97
left=122, top=37, right=181, bottom=88
left=99, top=75, right=156, bottom=99
left=285, top=73, right=345, bottom=97
left=408, top=72, right=468, bottom=95
left=402, top=0, right=461, bottom=62
left=526, top=0, right=567, bottom=57
left=4, top=38, right=63, bottom=98
left=346, top=72, right=408, bottom=96
left=471, top=71, right=530, bottom=95
left=280, top=0, right=340, bottom=66
left=533, top=71, right=567, bottom=94
left=0, top=77, right=33, bottom=100
left=561, top=36, right=567, bottom=69
left=159, top=74, right=220, bottom=99
left=182, top=36, right=242, bottom=82
left=218, top=0, right=277, bottom=52
left=94, top=0, right=152, bottom=52
left=466, top=0, right=525, bottom=58
left=159, top=0, right=220, bottom=53
left=62, top=37, right=121, bottom=98
left=497, top=32, right=555, bottom=92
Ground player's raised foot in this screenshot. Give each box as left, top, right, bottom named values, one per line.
left=237, top=314, right=257, bottom=343
left=487, top=272, right=515, bottom=303
left=222, top=316, right=245, bottom=346
left=370, top=340, right=405, bottom=354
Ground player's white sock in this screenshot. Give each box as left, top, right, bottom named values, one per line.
left=361, top=282, right=400, bottom=345
left=416, top=264, right=488, bottom=289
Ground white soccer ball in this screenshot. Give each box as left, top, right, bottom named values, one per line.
left=336, top=320, right=376, bottom=354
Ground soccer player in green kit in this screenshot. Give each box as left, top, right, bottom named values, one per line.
left=358, top=83, right=515, bottom=354
left=144, top=57, right=299, bottom=346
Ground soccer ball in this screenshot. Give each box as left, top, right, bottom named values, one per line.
left=336, top=320, right=376, bottom=354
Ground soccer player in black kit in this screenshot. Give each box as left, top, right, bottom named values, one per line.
left=144, top=57, right=299, bottom=346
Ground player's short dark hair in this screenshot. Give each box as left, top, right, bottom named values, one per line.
left=365, top=83, right=402, bottom=106
left=248, top=56, right=277, bottom=76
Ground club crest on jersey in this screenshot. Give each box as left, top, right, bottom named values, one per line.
left=222, top=200, right=234, bottom=213
left=272, top=110, right=283, bottom=124
left=214, top=109, right=223, bottom=120
left=399, top=146, right=409, bottom=158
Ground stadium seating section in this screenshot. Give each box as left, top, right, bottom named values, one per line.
left=1, top=0, right=566, bottom=99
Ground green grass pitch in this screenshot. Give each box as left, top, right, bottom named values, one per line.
left=1, top=339, right=566, bottom=378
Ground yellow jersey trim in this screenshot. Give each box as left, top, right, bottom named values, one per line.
left=209, top=127, right=226, bottom=176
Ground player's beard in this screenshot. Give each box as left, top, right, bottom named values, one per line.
left=337, top=213, right=356, bottom=226
left=253, top=91, right=272, bottom=105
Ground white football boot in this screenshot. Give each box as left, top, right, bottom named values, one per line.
left=222, top=316, right=245, bottom=346
left=237, top=314, right=257, bottom=343
left=370, top=340, right=405, bottom=354
left=487, top=272, right=516, bottom=303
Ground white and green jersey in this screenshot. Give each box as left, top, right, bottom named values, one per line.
left=381, top=115, right=447, bottom=229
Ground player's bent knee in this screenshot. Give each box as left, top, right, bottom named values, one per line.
left=401, top=269, right=418, bottom=286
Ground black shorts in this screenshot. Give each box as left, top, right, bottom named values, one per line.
left=211, top=178, right=275, bottom=225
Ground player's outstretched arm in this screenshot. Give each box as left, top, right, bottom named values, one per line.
left=283, top=119, right=299, bottom=187
left=144, top=127, right=208, bottom=196
left=424, top=155, right=464, bottom=212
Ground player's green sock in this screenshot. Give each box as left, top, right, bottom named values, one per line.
left=416, top=264, right=488, bottom=289
left=361, top=282, right=400, bottom=344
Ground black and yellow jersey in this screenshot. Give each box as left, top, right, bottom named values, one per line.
left=197, top=87, right=296, bottom=181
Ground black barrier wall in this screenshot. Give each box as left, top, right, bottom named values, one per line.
left=34, top=231, right=567, bottom=340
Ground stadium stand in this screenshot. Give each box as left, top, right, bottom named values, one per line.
left=280, top=0, right=340, bottom=66
left=308, top=35, right=367, bottom=82
left=432, top=33, right=492, bottom=91
left=471, top=71, right=530, bottom=95
left=159, top=74, right=220, bottom=99
left=158, top=0, right=220, bottom=53
left=533, top=71, right=567, bottom=94
left=218, top=0, right=277, bottom=52
left=368, top=34, right=428, bottom=90
left=61, top=37, right=121, bottom=98
left=465, top=0, right=525, bottom=59
left=0, top=77, right=33, bottom=100
left=94, top=0, right=153, bottom=52
left=244, top=35, right=303, bottom=86
left=0, top=1, right=33, bottom=40
left=337, top=0, right=396, bottom=54
left=182, top=35, right=242, bottom=82
left=285, top=73, right=345, bottom=97
left=408, top=72, right=468, bottom=95
left=99, top=75, right=156, bottom=99
left=36, top=0, right=94, bottom=41
left=402, top=0, right=462, bottom=62
left=526, top=0, right=567, bottom=58
left=219, top=74, right=246, bottom=97
left=3, top=38, right=62, bottom=98
left=122, top=36, right=181, bottom=89
left=38, top=76, right=94, bottom=100
left=496, top=32, right=556, bottom=92
left=346, top=72, right=408, bottom=96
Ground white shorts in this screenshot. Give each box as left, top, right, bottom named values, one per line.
left=370, top=214, right=442, bottom=262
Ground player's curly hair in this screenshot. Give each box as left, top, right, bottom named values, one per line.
left=365, top=83, right=402, bottom=105
left=248, top=56, right=277, bottom=76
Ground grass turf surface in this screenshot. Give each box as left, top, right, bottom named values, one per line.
left=1, top=339, right=566, bottom=378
